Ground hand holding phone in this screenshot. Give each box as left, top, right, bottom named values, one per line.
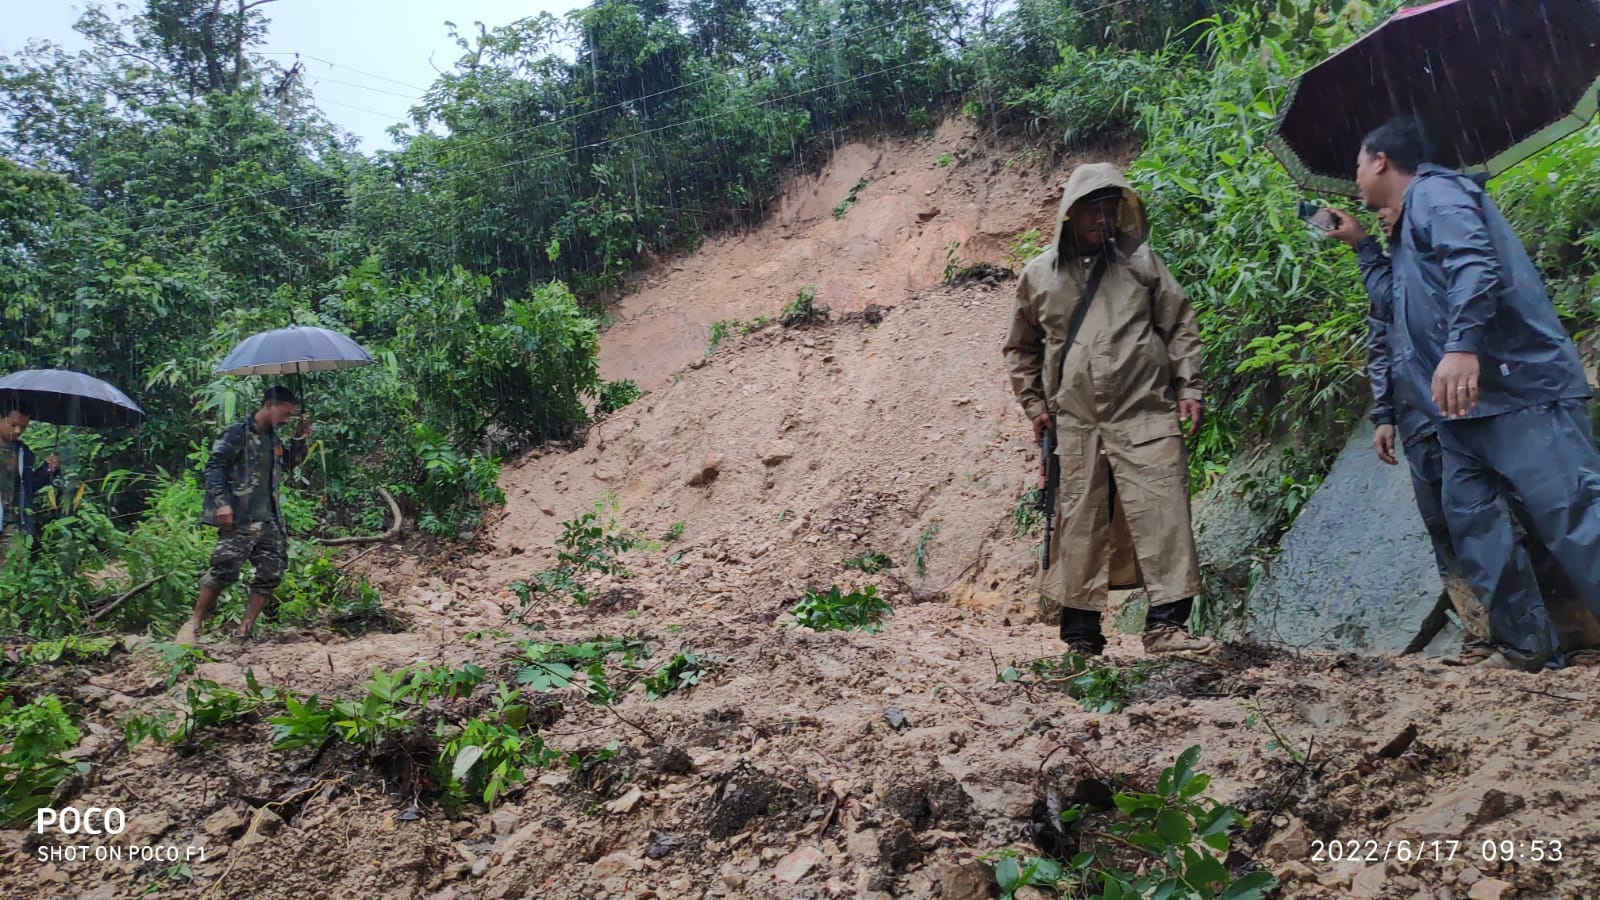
left=1296, top=199, right=1337, bottom=233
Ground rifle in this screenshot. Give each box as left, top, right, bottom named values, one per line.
left=1037, top=421, right=1059, bottom=569
left=1032, top=251, right=1109, bottom=572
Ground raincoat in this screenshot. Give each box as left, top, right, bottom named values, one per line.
left=1389, top=165, right=1600, bottom=665
left=1004, top=163, right=1203, bottom=612
left=1387, top=165, right=1590, bottom=420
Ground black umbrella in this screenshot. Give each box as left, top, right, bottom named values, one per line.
left=0, top=369, right=144, bottom=429
left=215, top=325, right=374, bottom=376
left=1269, top=0, right=1600, bottom=197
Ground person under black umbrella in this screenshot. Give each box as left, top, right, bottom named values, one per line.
left=1330, top=116, right=1600, bottom=671
left=0, top=399, right=62, bottom=552
left=177, top=385, right=311, bottom=645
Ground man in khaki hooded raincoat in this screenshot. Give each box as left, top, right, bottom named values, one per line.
left=1004, top=162, right=1213, bottom=655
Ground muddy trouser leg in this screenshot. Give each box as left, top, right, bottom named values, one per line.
left=1403, top=434, right=1488, bottom=644
left=1465, top=400, right=1600, bottom=624
left=1435, top=418, right=1554, bottom=665
left=1059, top=607, right=1105, bottom=649
left=1146, top=596, right=1193, bottom=628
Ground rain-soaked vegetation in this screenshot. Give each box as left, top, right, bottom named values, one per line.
left=2, top=0, right=1597, bottom=636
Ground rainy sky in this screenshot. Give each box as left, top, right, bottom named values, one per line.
left=0, top=0, right=579, bottom=151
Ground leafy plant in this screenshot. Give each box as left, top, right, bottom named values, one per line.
left=515, top=637, right=648, bottom=705
left=913, top=522, right=940, bottom=577
left=595, top=379, right=642, bottom=415
left=1000, top=653, right=1154, bottom=714
left=937, top=152, right=953, bottom=167
left=512, top=496, right=649, bottom=608
left=943, top=241, right=966, bottom=284
left=790, top=585, right=892, bottom=633
left=644, top=651, right=703, bottom=700
left=1060, top=746, right=1276, bottom=899
left=832, top=177, right=870, bottom=219
left=706, top=319, right=742, bottom=355
left=1006, top=228, right=1049, bottom=272
left=16, top=635, right=117, bottom=665
left=0, top=695, right=87, bottom=826
left=151, top=642, right=210, bottom=689
left=842, top=551, right=892, bottom=574
left=436, top=685, right=562, bottom=810
left=1012, top=488, right=1044, bottom=537
left=780, top=287, right=828, bottom=327
left=986, top=848, right=1070, bottom=899
left=396, top=423, right=507, bottom=538
left=662, top=521, right=685, bottom=542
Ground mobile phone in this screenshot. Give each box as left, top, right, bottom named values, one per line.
left=1297, top=200, right=1336, bottom=232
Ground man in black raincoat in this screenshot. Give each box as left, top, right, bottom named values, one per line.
left=1352, top=117, right=1600, bottom=671
left=1331, top=205, right=1600, bottom=666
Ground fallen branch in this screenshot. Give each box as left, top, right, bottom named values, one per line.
left=85, top=576, right=164, bottom=624
left=316, top=487, right=402, bottom=546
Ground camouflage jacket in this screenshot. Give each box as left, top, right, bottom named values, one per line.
left=201, top=418, right=307, bottom=527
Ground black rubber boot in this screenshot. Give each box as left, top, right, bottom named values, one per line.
left=1059, top=607, right=1106, bottom=656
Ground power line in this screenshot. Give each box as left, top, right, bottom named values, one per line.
left=306, top=73, right=422, bottom=103
left=102, top=0, right=1144, bottom=235
left=103, top=18, right=914, bottom=229
left=259, top=51, right=430, bottom=92
left=124, top=53, right=941, bottom=240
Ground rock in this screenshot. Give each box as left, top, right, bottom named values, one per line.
left=487, top=808, right=520, bottom=836
left=1457, top=867, right=1482, bottom=886
left=877, top=822, right=921, bottom=870
left=646, top=831, right=683, bottom=860
left=760, top=443, right=794, bottom=466
left=773, top=845, right=825, bottom=883
left=606, top=786, right=646, bottom=815
left=592, top=851, right=643, bottom=879
left=1263, top=815, right=1312, bottom=861
left=1468, top=878, right=1514, bottom=900
left=1350, top=864, right=1388, bottom=898
left=649, top=746, right=693, bottom=776
left=202, top=805, right=250, bottom=840
left=846, top=828, right=882, bottom=862
left=1239, top=423, right=1455, bottom=654
left=471, top=859, right=490, bottom=878
left=687, top=455, right=723, bottom=487
left=1409, top=788, right=1525, bottom=837
left=918, top=208, right=940, bottom=222
left=722, top=873, right=747, bottom=891
left=937, top=861, right=991, bottom=900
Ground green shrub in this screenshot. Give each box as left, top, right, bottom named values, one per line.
left=0, top=695, right=86, bottom=826
left=595, top=379, right=642, bottom=415
left=790, top=585, right=892, bottom=633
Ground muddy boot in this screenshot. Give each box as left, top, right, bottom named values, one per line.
left=1059, top=607, right=1106, bottom=657
left=1142, top=598, right=1215, bottom=654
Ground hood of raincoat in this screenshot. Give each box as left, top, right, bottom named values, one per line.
left=1053, top=163, right=1150, bottom=260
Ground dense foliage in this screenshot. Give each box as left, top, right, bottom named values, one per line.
left=2, top=0, right=1596, bottom=634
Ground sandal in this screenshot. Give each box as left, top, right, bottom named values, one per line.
left=1565, top=648, right=1600, bottom=667
left=1442, top=641, right=1495, bottom=666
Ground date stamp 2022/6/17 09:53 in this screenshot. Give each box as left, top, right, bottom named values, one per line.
left=1311, top=838, right=1566, bottom=866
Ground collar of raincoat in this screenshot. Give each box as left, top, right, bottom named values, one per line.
left=1052, top=162, right=1150, bottom=261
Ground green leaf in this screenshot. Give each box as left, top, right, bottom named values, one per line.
left=1217, top=870, right=1279, bottom=900
left=1156, top=809, right=1193, bottom=844
left=993, top=855, right=1021, bottom=893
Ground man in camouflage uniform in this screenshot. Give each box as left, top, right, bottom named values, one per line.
left=179, top=386, right=309, bottom=643
left=1, top=400, right=62, bottom=556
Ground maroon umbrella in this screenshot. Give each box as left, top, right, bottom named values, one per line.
left=1269, top=0, right=1600, bottom=197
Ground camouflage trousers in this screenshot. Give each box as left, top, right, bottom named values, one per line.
left=201, top=519, right=288, bottom=595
